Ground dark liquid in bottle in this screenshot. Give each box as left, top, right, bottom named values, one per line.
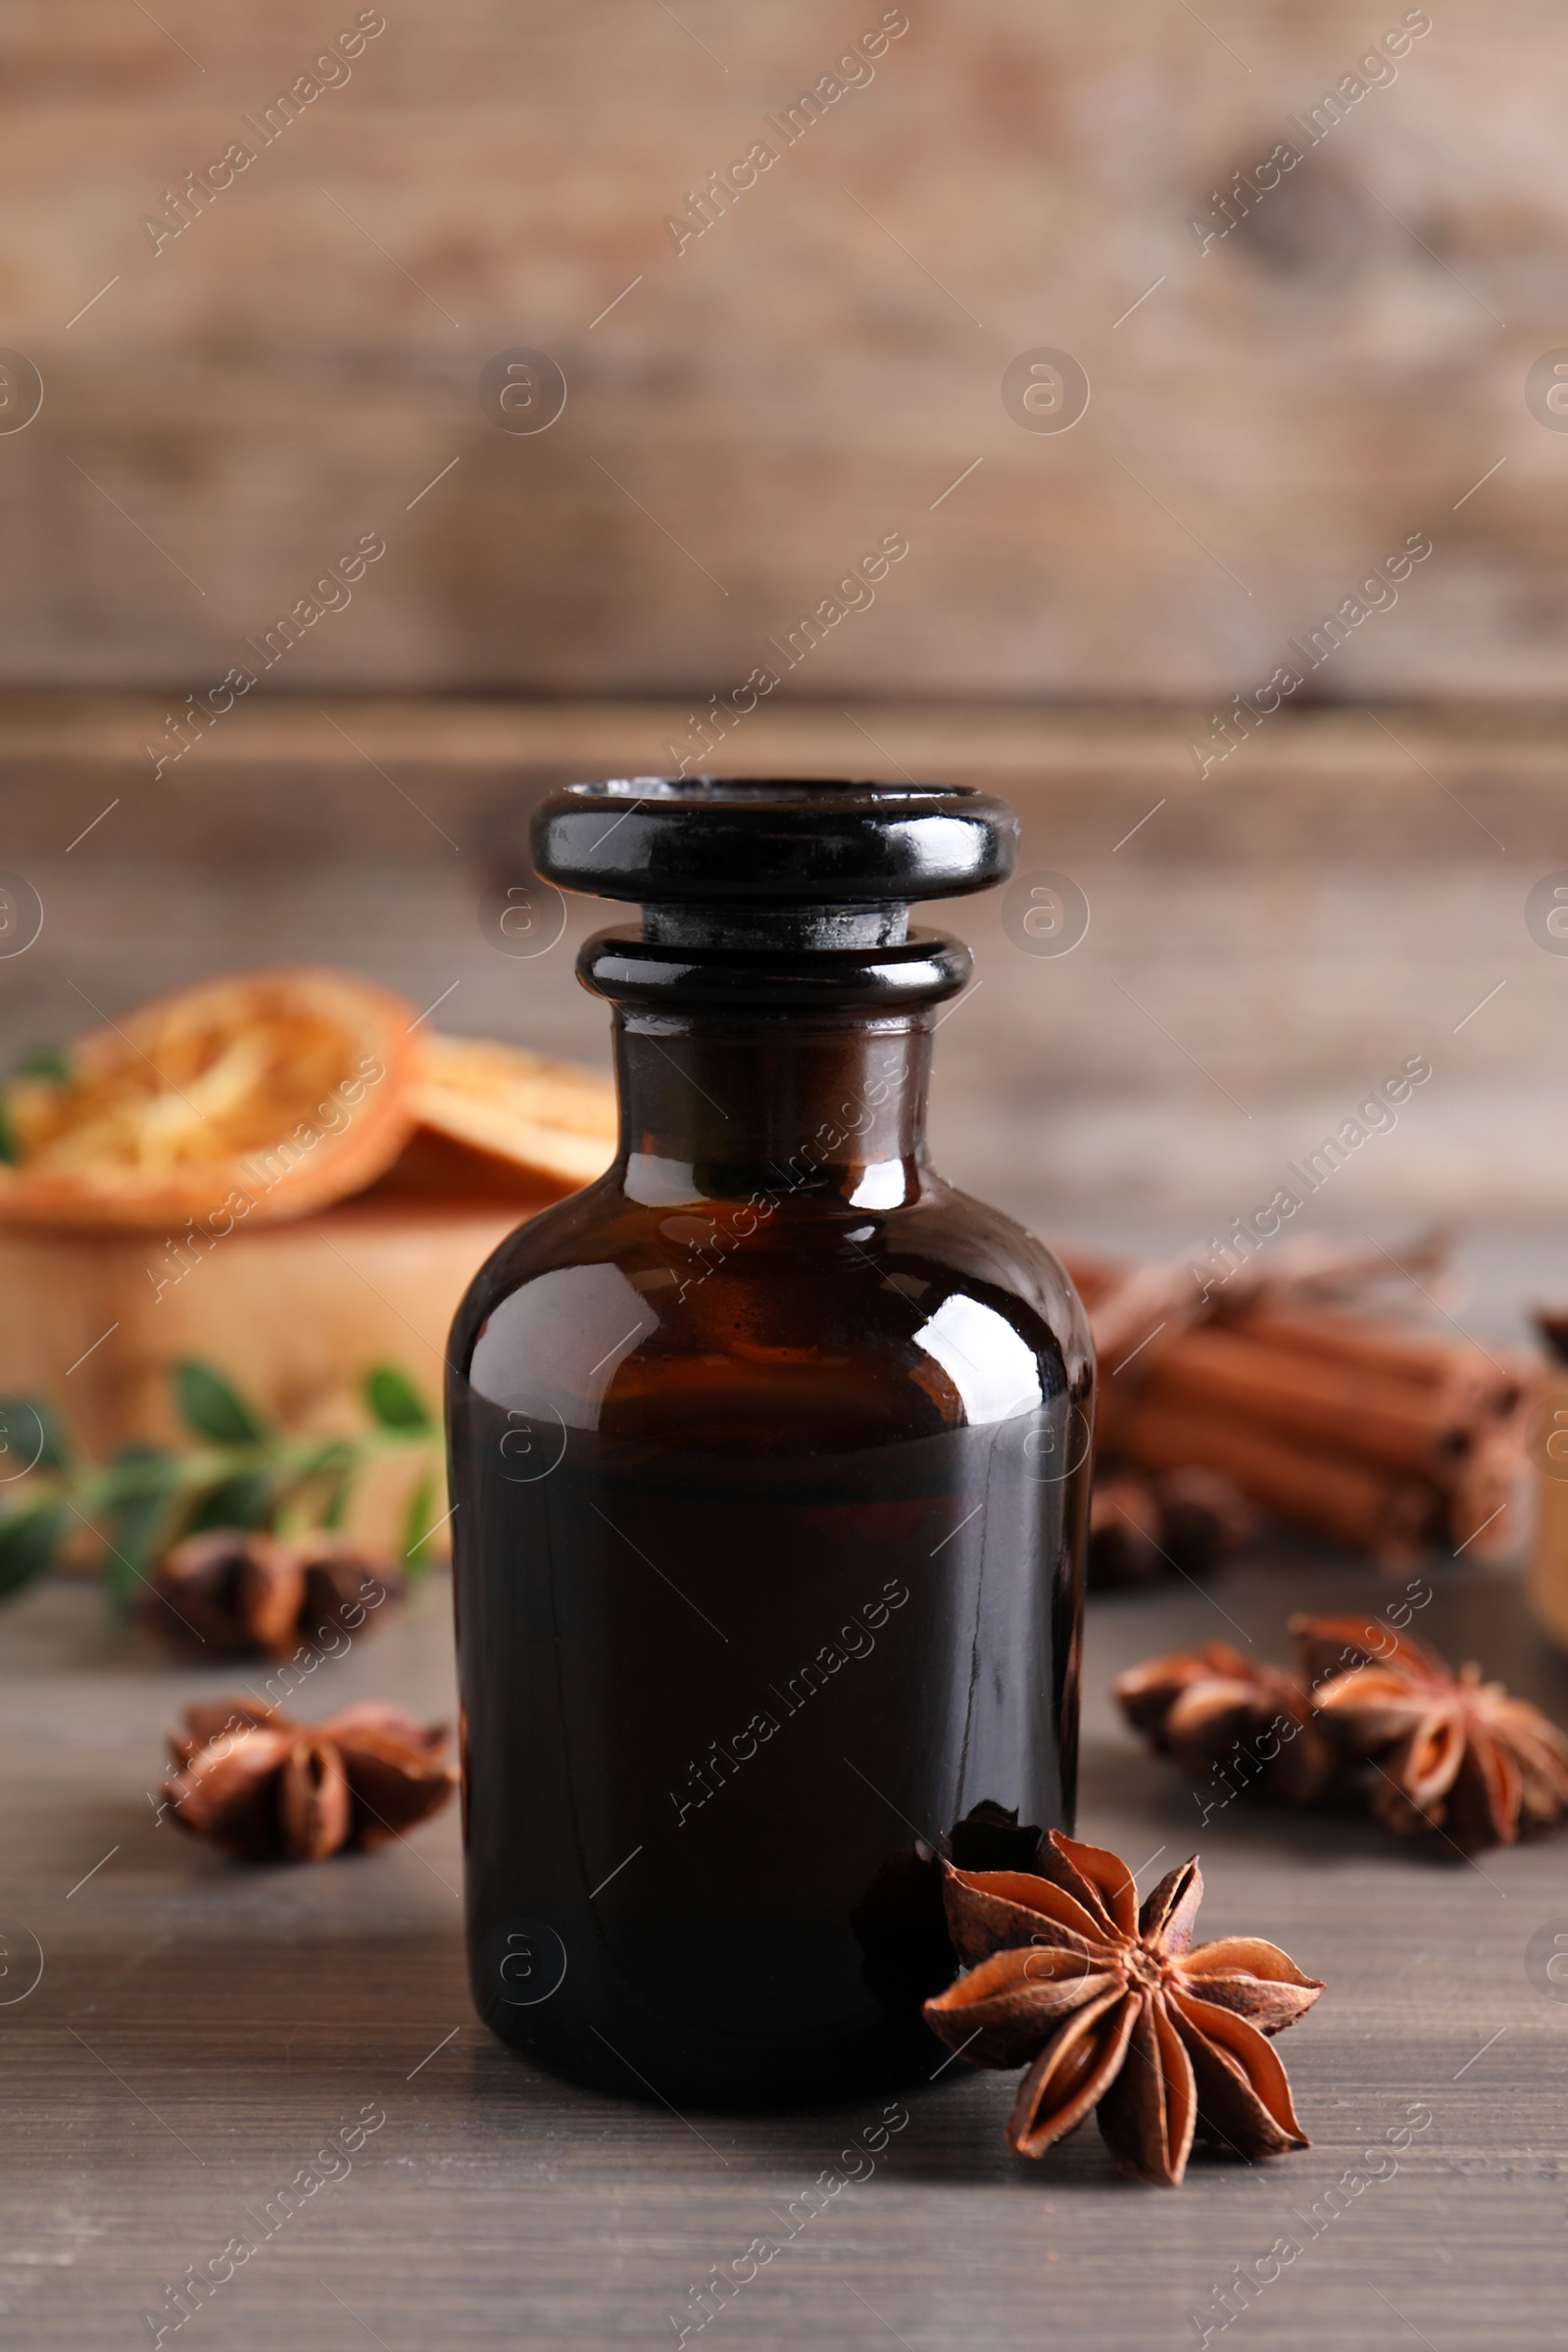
left=452, top=1194, right=1088, bottom=2108
left=451, top=773, right=1092, bottom=2108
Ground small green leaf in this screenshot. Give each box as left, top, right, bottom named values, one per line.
left=318, top=1461, right=355, bottom=1530
left=173, top=1359, right=269, bottom=1446
left=364, top=1363, right=435, bottom=1435
left=97, top=1441, right=179, bottom=1501
left=31, top=1398, right=71, bottom=1474
left=401, top=1471, right=437, bottom=1569
left=183, top=1472, right=274, bottom=1535
left=98, top=1445, right=182, bottom=1611
left=276, top=1438, right=357, bottom=1534
left=101, top=1504, right=170, bottom=1609
left=12, top=1045, right=70, bottom=1082
left=0, top=1394, right=69, bottom=1475
left=0, top=1049, right=71, bottom=1162
left=0, top=1501, right=66, bottom=1601
left=291, top=1440, right=359, bottom=1531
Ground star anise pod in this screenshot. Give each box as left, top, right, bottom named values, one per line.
left=138, top=1529, right=401, bottom=1660
left=923, top=1831, right=1321, bottom=2185
left=1089, top=1468, right=1256, bottom=1592
left=1292, top=1613, right=1568, bottom=1849
left=165, top=1695, right=455, bottom=1862
left=1088, top=1472, right=1168, bottom=1590
left=1113, top=1641, right=1336, bottom=1806
left=1156, top=1468, right=1257, bottom=1578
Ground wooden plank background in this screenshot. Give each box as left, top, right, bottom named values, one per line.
left=1, top=2, right=1565, bottom=698
left=0, top=694, right=1563, bottom=1247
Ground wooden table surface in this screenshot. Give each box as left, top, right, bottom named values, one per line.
left=5, top=1535, right=1566, bottom=2352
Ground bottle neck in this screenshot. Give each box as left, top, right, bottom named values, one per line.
left=612, top=1009, right=933, bottom=1209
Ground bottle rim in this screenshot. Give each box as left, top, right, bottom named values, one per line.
left=532, top=775, right=1018, bottom=907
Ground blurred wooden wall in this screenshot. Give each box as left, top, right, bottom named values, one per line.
left=0, top=0, right=1563, bottom=700
left=2, top=695, right=1564, bottom=1247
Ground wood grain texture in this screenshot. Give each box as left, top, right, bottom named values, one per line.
left=0, top=693, right=1564, bottom=1229
left=0, top=1189, right=541, bottom=1557
left=0, top=4, right=1563, bottom=697
left=2, top=1544, right=1564, bottom=2349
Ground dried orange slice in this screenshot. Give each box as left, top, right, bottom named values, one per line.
left=409, top=1035, right=615, bottom=1189
left=0, top=966, right=418, bottom=1228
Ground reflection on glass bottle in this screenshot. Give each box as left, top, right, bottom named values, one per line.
left=448, top=779, right=1094, bottom=2107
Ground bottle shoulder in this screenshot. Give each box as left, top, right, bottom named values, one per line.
left=449, top=1173, right=1094, bottom=1450
left=892, top=1179, right=1093, bottom=1376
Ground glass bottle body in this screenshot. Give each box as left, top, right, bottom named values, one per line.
left=448, top=1004, right=1092, bottom=2106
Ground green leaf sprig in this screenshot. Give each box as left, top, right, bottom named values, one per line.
left=0, top=1357, right=444, bottom=1610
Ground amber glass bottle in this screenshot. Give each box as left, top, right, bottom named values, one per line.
left=448, top=779, right=1093, bottom=2108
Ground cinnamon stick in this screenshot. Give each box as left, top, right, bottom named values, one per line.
left=1446, top=1431, right=1525, bottom=1561
left=1127, top=1323, right=1477, bottom=1483
left=1117, top=1397, right=1436, bottom=1562
left=1235, top=1307, right=1521, bottom=1420
left=1058, top=1253, right=1122, bottom=1310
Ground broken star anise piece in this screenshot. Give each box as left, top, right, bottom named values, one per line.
left=923, top=1830, right=1322, bottom=2186
left=1292, top=1613, right=1568, bottom=1850
left=164, top=1694, right=455, bottom=1862
left=138, top=1529, right=402, bottom=1661
left=1113, top=1641, right=1336, bottom=1807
